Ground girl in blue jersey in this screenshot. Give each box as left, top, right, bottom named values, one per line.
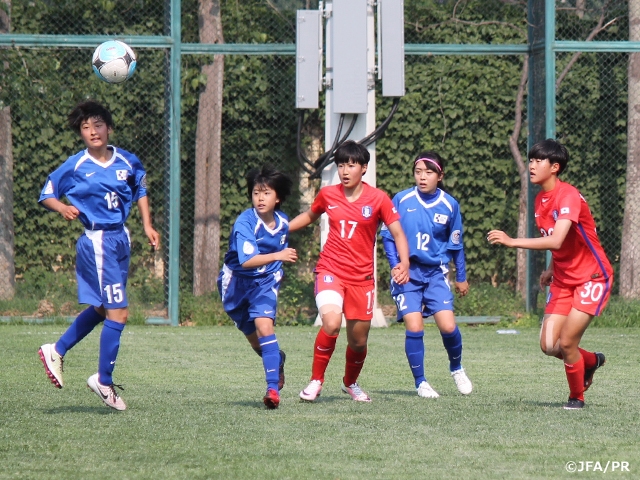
left=38, top=100, right=160, bottom=411
left=381, top=152, right=472, bottom=398
left=217, top=165, right=297, bottom=409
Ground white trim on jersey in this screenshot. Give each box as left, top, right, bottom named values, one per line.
left=252, top=209, right=289, bottom=236
left=399, top=188, right=453, bottom=213
left=85, top=229, right=105, bottom=291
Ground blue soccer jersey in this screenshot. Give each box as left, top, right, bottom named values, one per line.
left=222, top=208, right=289, bottom=277
left=38, top=146, right=147, bottom=230
left=381, top=187, right=466, bottom=282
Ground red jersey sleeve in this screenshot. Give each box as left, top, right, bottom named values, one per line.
left=378, top=192, right=400, bottom=226
left=311, top=188, right=327, bottom=216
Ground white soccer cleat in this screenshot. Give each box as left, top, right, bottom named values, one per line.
left=299, top=380, right=323, bottom=402
left=416, top=381, right=440, bottom=398
left=38, top=343, right=64, bottom=388
left=87, top=373, right=127, bottom=411
left=451, top=368, right=473, bottom=395
left=341, top=382, right=372, bottom=402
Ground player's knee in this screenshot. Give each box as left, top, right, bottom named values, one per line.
left=540, top=338, right=560, bottom=356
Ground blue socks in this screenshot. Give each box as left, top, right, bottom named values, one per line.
left=405, top=330, right=426, bottom=388
left=56, top=307, right=105, bottom=356
left=98, top=319, right=125, bottom=385
left=441, top=326, right=463, bottom=372
left=259, top=334, right=280, bottom=391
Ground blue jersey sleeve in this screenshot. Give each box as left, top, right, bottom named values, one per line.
left=233, top=216, right=260, bottom=266
left=380, top=193, right=400, bottom=268
left=38, top=154, right=79, bottom=206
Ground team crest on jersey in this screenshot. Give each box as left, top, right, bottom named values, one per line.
left=280, top=234, right=286, bottom=245
left=561, top=207, right=570, bottom=215
left=323, top=275, right=334, bottom=283
left=434, top=213, right=448, bottom=225
left=140, top=174, right=147, bottom=189
left=552, top=210, right=558, bottom=221
left=116, top=169, right=128, bottom=181
left=44, top=180, right=54, bottom=195
left=451, top=230, right=461, bottom=245
left=362, top=206, right=373, bottom=218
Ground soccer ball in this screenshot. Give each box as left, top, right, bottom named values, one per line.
left=92, top=40, right=137, bottom=84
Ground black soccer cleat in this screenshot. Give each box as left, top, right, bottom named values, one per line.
left=278, top=350, right=286, bottom=391
left=584, top=352, right=606, bottom=392
left=563, top=397, right=585, bottom=410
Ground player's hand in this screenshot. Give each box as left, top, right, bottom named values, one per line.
left=278, top=248, right=298, bottom=263
left=145, top=226, right=160, bottom=251
left=391, top=261, right=410, bottom=285
left=60, top=205, right=80, bottom=221
left=455, top=280, right=469, bottom=297
left=487, top=230, right=513, bottom=247
left=539, top=268, right=553, bottom=288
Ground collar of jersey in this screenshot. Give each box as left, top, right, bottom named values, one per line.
left=252, top=208, right=286, bottom=235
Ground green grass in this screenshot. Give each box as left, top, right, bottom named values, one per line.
left=1, top=325, right=639, bottom=479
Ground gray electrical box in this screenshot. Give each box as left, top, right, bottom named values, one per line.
left=296, top=10, right=322, bottom=109
left=380, top=0, right=405, bottom=97
left=332, top=0, right=368, bottom=113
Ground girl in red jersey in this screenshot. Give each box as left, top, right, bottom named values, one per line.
left=487, top=139, right=612, bottom=410
left=289, top=140, right=410, bottom=402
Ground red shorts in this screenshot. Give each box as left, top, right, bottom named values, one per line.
left=545, top=276, right=612, bottom=317
left=315, top=272, right=376, bottom=321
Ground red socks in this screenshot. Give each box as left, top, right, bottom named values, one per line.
left=311, top=329, right=338, bottom=383
left=579, top=348, right=597, bottom=370
left=564, top=356, right=585, bottom=401
left=344, top=346, right=367, bottom=387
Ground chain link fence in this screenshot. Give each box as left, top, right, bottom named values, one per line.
left=1, top=0, right=638, bottom=323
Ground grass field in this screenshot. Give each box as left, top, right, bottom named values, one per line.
left=1, top=324, right=638, bottom=479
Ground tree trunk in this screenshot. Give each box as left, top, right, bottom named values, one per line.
left=0, top=0, right=15, bottom=300
left=620, top=0, right=640, bottom=298
left=509, top=55, right=529, bottom=299
left=193, top=0, right=224, bottom=296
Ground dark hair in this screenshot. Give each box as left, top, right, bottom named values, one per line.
left=68, top=100, right=114, bottom=134
left=414, top=151, right=445, bottom=190
left=528, top=138, right=569, bottom=175
left=246, top=165, right=293, bottom=206
left=333, top=140, right=370, bottom=166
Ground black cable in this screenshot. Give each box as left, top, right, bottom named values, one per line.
left=296, top=110, right=316, bottom=175
left=311, top=113, right=358, bottom=176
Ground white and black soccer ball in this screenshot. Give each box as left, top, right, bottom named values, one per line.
left=92, top=40, right=137, bottom=84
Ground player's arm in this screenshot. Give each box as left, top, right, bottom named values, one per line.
left=451, top=249, right=469, bottom=297
left=487, top=219, right=572, bottom=251
left=41, top=197, right=80, bottom=222
left=288, top=209, right=321, bottom=232
left=241, top=248, right=298, bottom=269
left=540, top=261, right=554, bottom=288
left=137, top=196, right=160, bottom=251
left=386, top=220, right=410, bottom=285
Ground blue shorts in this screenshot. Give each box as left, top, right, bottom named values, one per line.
left=76, top=228, right=131, bottom=309
left=390, top=265, right=454, bottom=321
left=217, top=264, right=283, bottom=335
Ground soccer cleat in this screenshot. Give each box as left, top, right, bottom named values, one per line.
left=38, top=343, right=64, bottom=388
left=278, top=350, right=286, bottom=391
left=416, top=381, right=440, bottom=398
left=563, top=397, right=585, bottom=410
left=584, top=352, right=605, bottom=392
left=86, top=373, right=126, bottom=411
left=341, top=382, right=372, bottom=402
left=263, top=388, right=280, bottom=409
left=451, top=368, right=473, bottom=395
left=299, top=380, right=323, bottom=402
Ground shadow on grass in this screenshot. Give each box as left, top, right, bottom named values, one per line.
left=44, top=406, right=122, bottom=415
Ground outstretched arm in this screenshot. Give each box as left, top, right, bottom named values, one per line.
left=137, top=196, right=160, bottom=251
left=487, top=219, right=572, bottom=251
left=289, top=209, right=321, bottom=232
left=241, top=248, right=298, bottom=269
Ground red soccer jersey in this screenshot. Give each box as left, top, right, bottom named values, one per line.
left=311, top=182, right=400, bottom=284
left=534, top=180, right=613, bottom=286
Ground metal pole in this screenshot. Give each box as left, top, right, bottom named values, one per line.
left=168, top=0, right=182, bottom=327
